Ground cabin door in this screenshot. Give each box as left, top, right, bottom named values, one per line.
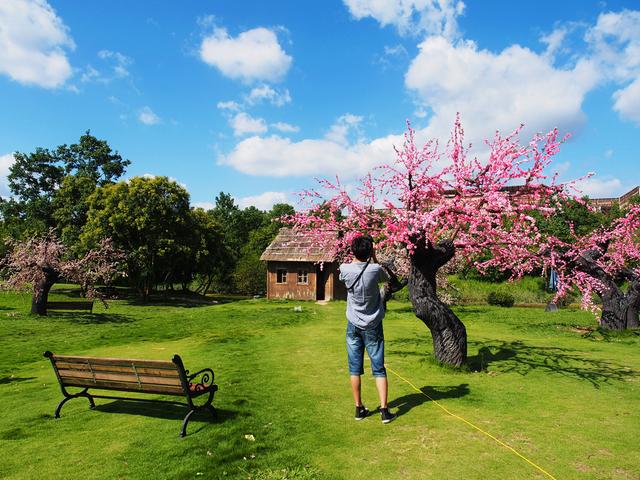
left=316, top=265, right=325, bottom=300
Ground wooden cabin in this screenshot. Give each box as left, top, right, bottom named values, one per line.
left=260, top=228, right=347, bottom=301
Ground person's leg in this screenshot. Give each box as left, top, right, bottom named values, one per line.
left=350, top=375, right=362, bottom=406
left=365, top=322, right=397, bottom=423
left=375, top=376, right=388, bottom=408
left=346, top=322, right=365, bottom=406
left=364, top=322, right=388, bottom=405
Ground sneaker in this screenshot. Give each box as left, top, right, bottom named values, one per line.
left=380, top=408, right=397, bottom=424
left=354, top=405, right=370, bottom=420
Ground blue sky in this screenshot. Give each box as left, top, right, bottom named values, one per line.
left=0, top=0, right=639, bottom=209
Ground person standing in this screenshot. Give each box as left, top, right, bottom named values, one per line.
left=339, top=234, right=402, bottom=424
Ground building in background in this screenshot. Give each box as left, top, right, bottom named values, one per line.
left=589, top=186, right=640, bottom=211
left=260, top=228, right=347, bottom=301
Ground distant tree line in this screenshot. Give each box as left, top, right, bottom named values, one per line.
left=0, top=132, right=293, bottom=299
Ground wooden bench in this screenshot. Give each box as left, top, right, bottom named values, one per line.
left=46, top=301, right=94, bottom=313
left=43, top=351, right=218, bottom=437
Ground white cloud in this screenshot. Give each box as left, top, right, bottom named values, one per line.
left=80, top=50, right=132, bottom=84
left=200, top=27, right=292, bottom=83
left=0, top=153, right=16, bottom=197
left=325, top=113, right=364, bottom=145
left=193, top=201, right=215, bottom=210
left=585, top=10, right=640, bottom=125
left=271, top=122, right=300, bottom=133
left=405, top=36, right=600, bottom=145
left=80, top=65, right=100, bottom=83
left=220, top=8, right=640, bottom=182
left=375, top=44, right=410, bottom=70
left=231, top=112, right=268, bottom=136
left=138, top=106, right=161, bottom=125
left=246, top=84, right=292, bottom=106
left=586, top=10, right=640, bottom=83
left=573, top=177, right=624, bottom=198
left=237, top=191, right=289, bottom=210
left=219, top=129, right=403, bottom=178
left=613, top=78, right=640, bottom=124
left=217, top=100, right=242, bottom=111
left=0, top=0, right=74, bottom=88
left=97, top=50, right=132, bottom=78
left=343, top=0, right=465, bottom=38
left=540, top=26, right=569, bottom=60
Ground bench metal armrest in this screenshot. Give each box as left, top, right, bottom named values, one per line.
left=186, top=368, right=215, bottom=391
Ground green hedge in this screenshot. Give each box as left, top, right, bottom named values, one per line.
left=487, top=291, right=515, bottom=307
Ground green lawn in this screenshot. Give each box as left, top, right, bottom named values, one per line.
left=0, top=289, right=638, bottom=479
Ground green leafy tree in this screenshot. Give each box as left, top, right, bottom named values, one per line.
left=188, top=208, right=228, bottom=294
left=533, top=197, right=609, bottom=242
left=1, top=131, right=129, bottom=240
left=81, top=176, right=192, bottom=299
left=232, top=203, right=296, bottom=295
left=53, top=175, right=99, bottom=250
left=209, top=193, right=267, bottom=291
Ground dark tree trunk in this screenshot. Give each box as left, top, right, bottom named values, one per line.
left=31, top=267, right=60, bottom=316
left=574, top=246, right=640, bottom=331
left=408, top=238, right=467, bottom=367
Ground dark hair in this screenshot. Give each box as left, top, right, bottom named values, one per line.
left=351, top=235, right=373, bottom=261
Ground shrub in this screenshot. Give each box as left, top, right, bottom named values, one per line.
left=556, top=292, right=577, bottom=307
left=487, top=291, right=515, bottom=307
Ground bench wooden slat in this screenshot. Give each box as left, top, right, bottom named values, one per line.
left=54, top=362, right=180, bottom=377
left=62, top=379, right=185, bottom=395
left=57, top=369, right=183, bottom=387
left=52, top=355, right=175, bottom=369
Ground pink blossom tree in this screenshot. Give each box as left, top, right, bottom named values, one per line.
left=537, top=206, right=640, bottom=330
left=289, top=117, right=573, bottom=367
left=2, top=231, right=125, bottom=315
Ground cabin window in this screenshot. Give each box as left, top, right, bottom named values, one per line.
left=276, top=269, right=287, bottom=284
left=297, top=270, right=308, bottom=284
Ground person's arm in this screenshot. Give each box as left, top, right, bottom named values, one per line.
left=380, top=262, right=406, bottom=293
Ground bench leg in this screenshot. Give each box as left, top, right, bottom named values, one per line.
left=54, top=389, right=95, bottom=418
left=180, top=409, right=196, bottom=437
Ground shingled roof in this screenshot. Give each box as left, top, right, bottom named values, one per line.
left=260, top=228, right=338, bottom=263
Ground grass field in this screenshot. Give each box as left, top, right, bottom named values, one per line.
left=1, top=287, right=639, bottom=479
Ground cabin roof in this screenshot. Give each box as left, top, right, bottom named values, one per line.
left=260, top=228, right=337, bottom=263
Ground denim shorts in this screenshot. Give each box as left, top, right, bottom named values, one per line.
left=346, top=321, right=386, bottom=377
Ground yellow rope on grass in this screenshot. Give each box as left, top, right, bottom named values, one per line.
left=386, top=365, right=558, bottom=480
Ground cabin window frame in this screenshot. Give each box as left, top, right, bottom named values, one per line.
left=297, top=269, right=309, bottom=285
left=276, top=269, right=288, bottom=284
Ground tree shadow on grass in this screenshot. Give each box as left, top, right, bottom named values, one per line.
left=125, top=293, right=247, bottom=309
left=388, top=384, right=470, bottom=418
left=0, top=376, right=36, bottom=385
left=94, top=400, right=238, bottom=434
left=45, top=312, right=134, bottom=324
left=468, top=340, right=637, bottom=388
left=387, top=336, right=430, bottom=358
left=388, top=306, right=415, bottom=315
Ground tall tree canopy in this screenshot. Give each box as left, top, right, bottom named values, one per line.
left=1, top=131, right=129, bottom=238
left=82, top=176, right=194, bottom=298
